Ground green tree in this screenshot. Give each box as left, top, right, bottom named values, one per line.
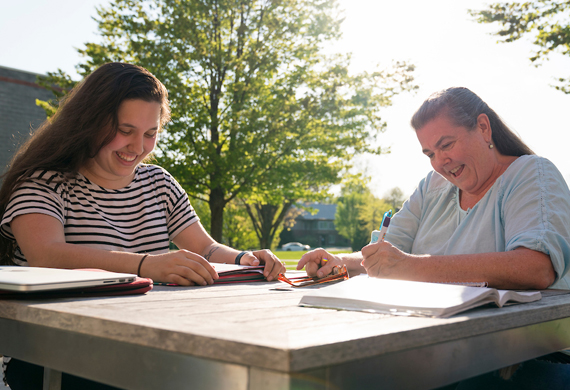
left=383, top=187, right=406, bottom=212
left=222, top=200, right=259, bottom=250
left=334, top=178, right=367, bottom=251
left=335, top=177, right=393, bottom=251
left=38, top=0, right=416, bottom=243
left=470, top=1, right=570, bottom=93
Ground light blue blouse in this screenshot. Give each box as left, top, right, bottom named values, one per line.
left=385, top=155, right=570, bottom=289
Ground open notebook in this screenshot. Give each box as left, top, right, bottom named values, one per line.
left=0, top=266, right=137, bottom=292
left=299, top=275, right=542, bottom=318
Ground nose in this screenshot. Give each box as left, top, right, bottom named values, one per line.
left=130, top=133, right=145, bottom=155
left=433, top=150, right=451, bottom=169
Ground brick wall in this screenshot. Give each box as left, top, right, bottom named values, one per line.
left=0, top=66, right=54, bottom=177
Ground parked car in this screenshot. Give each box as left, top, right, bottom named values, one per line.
left=281, top=242, right=310, bottom=251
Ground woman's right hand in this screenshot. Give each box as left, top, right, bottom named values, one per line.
left=296, top=248, right=344, bottom=278
left=139, top=250, right=219, bottom=286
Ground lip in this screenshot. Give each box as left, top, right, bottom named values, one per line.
left=449, top=164, right=464, bottom=178
left=116, top=151, right=137, bottom=165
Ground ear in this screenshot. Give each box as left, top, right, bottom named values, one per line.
left=476, top=113, right=492, bottom=143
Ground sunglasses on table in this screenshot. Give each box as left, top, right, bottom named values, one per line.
left=278, top=265, right=349, bottom=287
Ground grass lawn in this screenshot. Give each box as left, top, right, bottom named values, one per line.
left=276, top=250, right=350, bottom=270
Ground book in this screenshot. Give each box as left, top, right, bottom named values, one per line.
left=212, top=264, right=266, bottom=284
left=152, top=264, right=268, bottom=286
left=298, top=275, right=541, bottom=318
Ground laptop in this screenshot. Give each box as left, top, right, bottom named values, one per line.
left=0, top=266, right=136, bottom=292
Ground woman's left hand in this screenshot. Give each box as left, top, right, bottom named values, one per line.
left=361, top=241, right=411, bottom=279
left=239, top=250, right=286, bottom=282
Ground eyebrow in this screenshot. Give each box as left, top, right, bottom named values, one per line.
left=422, top=135, right=455, bottom=154
left=119, top=123, right=159, bottom=131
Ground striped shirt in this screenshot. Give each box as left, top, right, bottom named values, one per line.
left=0, top=164, right=199, bottom=265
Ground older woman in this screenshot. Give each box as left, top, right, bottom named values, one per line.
left=299, top=87, right=570, bottom=289
left=298, top=87, right=570, bottom=388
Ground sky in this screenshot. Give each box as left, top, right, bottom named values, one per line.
left=1, top=0, right=570, bottom=199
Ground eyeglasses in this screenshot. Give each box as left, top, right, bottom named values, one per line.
left=278, top=265, right=349, bottom=287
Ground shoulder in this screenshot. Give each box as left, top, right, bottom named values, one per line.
left=419, top=170, right=453, bottom=195
left=135, top=164, right=178, bottom=185
left=134, top=164, right=185, bottom=195
left=503, top=155, right=566, bottom=185
left=17, top=170, right=71, bottom=193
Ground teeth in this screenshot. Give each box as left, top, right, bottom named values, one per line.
left=450, top=166, right=460, bottom=174
left=117, top=152, right=136, bottom=162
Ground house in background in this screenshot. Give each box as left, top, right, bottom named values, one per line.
left=0, top=65, right=53, bottom=178
left=279, top=203, right=350, bottom=249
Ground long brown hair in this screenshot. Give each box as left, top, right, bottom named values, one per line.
left=411, top=87, right=534, bottom=157
left=0, top=63, right=170, bottom=264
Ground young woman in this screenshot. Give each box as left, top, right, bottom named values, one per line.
left=0, top=62, right=285, bottom=390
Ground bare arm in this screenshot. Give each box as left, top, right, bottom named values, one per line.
left=10, top=213, right=218, bottom=285
left=361, top=242, right=556, bottom=290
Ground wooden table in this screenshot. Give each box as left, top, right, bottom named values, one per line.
left=1, top=281, right=570, bottom=390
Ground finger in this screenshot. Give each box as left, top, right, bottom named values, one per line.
left=253, top=250, right=283, bottom=281
left=297, top=249, right=327, bottom=270
left=363, top=259, right=382, bottom=278
left=265, top=255, right=285, bottom=282
left=182, top=251, right=219, bottom=281
left=305, top=261, right=319, bottom=277
left=240, top=252, right=260, bottom=266
left=315, top=261, right=336, bottom=278
left=178, top=261, right=216, bottom=286
left=361, top=242, right=379, bottom=258
left=167, top=273, right=196, bottom=287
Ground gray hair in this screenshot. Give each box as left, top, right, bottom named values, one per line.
left=411, top=87, right=534, bottom=157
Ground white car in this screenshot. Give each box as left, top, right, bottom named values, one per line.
left=281, top=242, right=310, bottom=251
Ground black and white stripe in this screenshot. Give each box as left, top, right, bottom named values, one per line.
left=1, top=165, right=198, bottom=265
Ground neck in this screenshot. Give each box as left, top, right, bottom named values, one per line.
left=459, top=155, right=518, bottom=209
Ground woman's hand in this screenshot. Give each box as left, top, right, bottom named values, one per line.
left=139, top=250, right=219, bottom=286
left=239, top=250, right=286, bottom=282
left=296, top=248, right=344, bottom=278
left=361, top=241, right=410, bottom=279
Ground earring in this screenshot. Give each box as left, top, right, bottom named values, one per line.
left=489, top=144, right=494, bottom=149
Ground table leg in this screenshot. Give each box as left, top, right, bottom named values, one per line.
left=43, top=368, right=62, bottom=390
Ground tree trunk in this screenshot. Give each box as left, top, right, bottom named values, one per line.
left=209, top=187, right=225, bottom=242
left=245, top=202, right=294, bottom=249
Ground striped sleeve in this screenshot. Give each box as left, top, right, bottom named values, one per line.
left=1, top=171, right=66, bottom=240
left=159, top=168, right=199, bottom=239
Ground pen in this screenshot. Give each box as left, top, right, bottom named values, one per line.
left=370, top=209, right=392, bottom=244
left=378, top=210, right=392, bottom=242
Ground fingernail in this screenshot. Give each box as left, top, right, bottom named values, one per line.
left=317, top=271, right=323, bottom=278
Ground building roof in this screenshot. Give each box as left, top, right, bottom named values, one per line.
left=0, top=65, right=54, bottom=176
left=297, top=203, right=337, bottom=221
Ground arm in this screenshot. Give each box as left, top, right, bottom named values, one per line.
left=10, top=213, right=218, bottom=286
left=172, top=221, right=286, bottom=281
left=361, top=242, right=555, bottom=290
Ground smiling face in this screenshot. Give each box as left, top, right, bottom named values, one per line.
left=416, top=113, right=502, bottom=199
left=81, top=99, right=161, bottom=189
